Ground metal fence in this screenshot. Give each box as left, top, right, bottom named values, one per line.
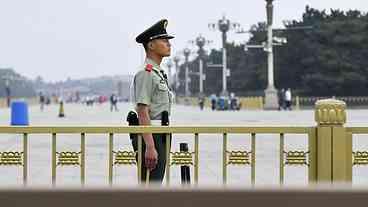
left=0, top=126, right=315, bottom=186
left=0, top=98, right=364, bottom=186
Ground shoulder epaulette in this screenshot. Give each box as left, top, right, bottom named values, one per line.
left=145, top=64, right=153, bottom=72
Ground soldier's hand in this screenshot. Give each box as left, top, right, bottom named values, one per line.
left=145, top=146, right=158, bottom=171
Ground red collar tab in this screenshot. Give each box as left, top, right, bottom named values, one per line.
left=145, top=64, right=153, bottom=72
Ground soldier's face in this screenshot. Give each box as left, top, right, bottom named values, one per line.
left=151, top=38, right=171, bottom=57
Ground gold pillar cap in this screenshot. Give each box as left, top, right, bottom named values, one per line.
left=315, top=99, right=346, bottom=126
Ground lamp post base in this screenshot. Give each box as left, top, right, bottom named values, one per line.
left=264, top=87, right=278, bottom=110
left=220, top=90, right=229, bottom=97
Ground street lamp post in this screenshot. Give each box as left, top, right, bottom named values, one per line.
left=190, top=34, right=211, bottom=95
left=173, top=56, right=180, bottom=92
left=264, top=0, right=279, bottom=109
left=183, top=48, right=191, bottom=97
left=238, top=1, right=310, bottom=109
left=166, top=59, right=173, bottom=88
left=209, top=16, right=240, bottom=96
left=1, top=71, right=16, bottom=108
left=5, top=79, right=10, bottom=108
left=266, top=0, right=275, bottom=90
left=117, top=80, right=123, bottom=98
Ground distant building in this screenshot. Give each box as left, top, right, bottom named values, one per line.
left=35, top=75, right=133, bottom=101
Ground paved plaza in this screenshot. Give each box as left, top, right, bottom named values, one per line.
left=0, top=102, right=367, bottom=187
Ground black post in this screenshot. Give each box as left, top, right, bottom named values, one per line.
left=5, top=86, right=10, bottom=108
left=180, top=143, right=191, bottom=184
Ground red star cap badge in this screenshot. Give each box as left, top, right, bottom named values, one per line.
left=145, top=64, right=153, bottom=72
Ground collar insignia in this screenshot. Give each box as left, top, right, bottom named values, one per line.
left=145, top=64, right=153, bottom=72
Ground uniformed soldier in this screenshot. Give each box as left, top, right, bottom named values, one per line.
left=131, top=19, right=174, bottom=183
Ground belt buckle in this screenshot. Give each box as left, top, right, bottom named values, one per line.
left=151, top=120, right=162, bottom=126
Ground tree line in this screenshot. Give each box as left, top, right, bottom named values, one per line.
left=177, top=6, right=368, bottom=97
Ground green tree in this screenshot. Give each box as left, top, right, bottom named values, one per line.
left=178, top=6, right=368, bottom=96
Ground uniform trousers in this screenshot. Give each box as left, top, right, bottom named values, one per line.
left=131, top=133, right=170, bottom=182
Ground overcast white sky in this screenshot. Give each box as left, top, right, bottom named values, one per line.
left=0, top=0, right=366, bottom=81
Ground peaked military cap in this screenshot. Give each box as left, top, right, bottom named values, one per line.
left=136, top=19, right=174, bottom=44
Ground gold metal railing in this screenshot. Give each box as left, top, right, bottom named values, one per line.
left=0, top=133, right=28, bottom=184
left=347, top=127, right=368, bottom=181
left=296, top=96, right=368, bottom=109
left=0, top=126, right=315, bottom=186
left=0, top=98, right=365, bottom=186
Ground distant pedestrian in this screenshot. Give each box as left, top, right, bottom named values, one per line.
left=198, top=96, right=205, bottom=110
left=230, top=93, right=237, bottom=110
left=45, top=96, right=51, bottom=105
left=210, top=94, right=217, bottom=111
left=218, top=96, right=225, bottom=110
left=39, top=92, right=45, bottom=111
left=110, top=94, right=119, bottom=111
left=278, top=88, right=285, bottom=110
left=86, top=96, right=94, bottom=106
left=236, top=98, right=241, bottom=110
left=285, top=88, right=292, bottom=110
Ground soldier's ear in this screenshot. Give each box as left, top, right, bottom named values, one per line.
left=148, top=42, right=154, bottom=50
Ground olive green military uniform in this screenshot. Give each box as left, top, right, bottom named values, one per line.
left=132, top=18, right=174, bottom=182
left=132, top=57, right=172, bottom=182
left=133, top=58, right=172, bottom=120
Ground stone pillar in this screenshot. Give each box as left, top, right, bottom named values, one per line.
left=315, top=99, right=351, bottom=183
left=264, top=88, right=278, bottom=110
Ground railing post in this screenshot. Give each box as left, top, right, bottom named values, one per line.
left=180, top=143, right=191, bottom=185
left=23, top=133, right=28, bottom=186
left=258, top=97, right=263, bottom=110
left=295, top=96, right=300, bottom=110
left=52, top=133, right=57, bottom=187
left=315, top=99, right=351, bottom=183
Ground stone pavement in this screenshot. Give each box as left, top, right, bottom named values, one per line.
left=0, top=102, right=367, bottom=187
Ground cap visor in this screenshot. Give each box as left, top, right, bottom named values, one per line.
left=166, top=35, right=174, bottom=39
left=152, top=34, right=174, bottom=40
